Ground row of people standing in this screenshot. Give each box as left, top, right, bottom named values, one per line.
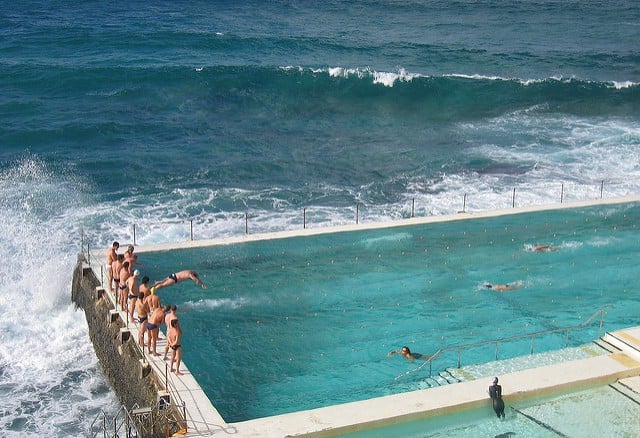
left=106, top=241, right=183, bottom=375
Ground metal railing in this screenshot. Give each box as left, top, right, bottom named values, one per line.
left=115, top=180, right=617, bottom=244
left=398, top=304, right=612, bottom=379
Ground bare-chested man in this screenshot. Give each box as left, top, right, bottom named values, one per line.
left=126, top=270, right=141, bottom=320
left=163, top=305, right=180, bottom=361
left=105, top=241, right=119, bottom=292
left=140, top=276, right=152, bottom=300
left=145, top=285, right=161, bottom=312
left=134, top=292, right=150, bottom=346
left=152, top=270, right=206, bottom=292
left=118, top=261, right=131, bottom=311
left=124, top=245, right=143, bottom=274
left=112, top=254, right=124, bottom=297
left=168, top=318, right=183, bottom=375
left=146, top=305, right=166, bottom=356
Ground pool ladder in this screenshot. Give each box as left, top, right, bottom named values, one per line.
left=416, top=304, right=612, bottom=379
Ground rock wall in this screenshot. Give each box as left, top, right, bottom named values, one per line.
left=71, top=254, right=177, bottom=437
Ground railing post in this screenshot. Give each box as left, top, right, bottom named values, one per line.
left=87, top=243, right=91, bottom=265
left=560, top=183, right=564, bottom=203
left=530, top=336, right=535, bottom=355
left=190, top=220, right=193, bottom=241
left=245, top=212, right=248, bottom=234
left=512, top=187, right=516, bottom=208
left=457, top=350, right=461, bottom=368
left=411, top=198, right=415, bottom=218
left=182, top=401, right=187, bottom=432
left=133, top=224, right=137, bottom=246
left=462, top=193, right=467, bottom=212
left=565, top=329, right=570, bottom=347
left=356, top=203, right=359, bottom=224
left=495, top=342, right=499, bottom=361
left=303, top=208, right=306, bottom=229
left=600, top=180, right=604, bottom=198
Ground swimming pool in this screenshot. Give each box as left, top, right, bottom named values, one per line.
left=340, top=382, right=640, bottom=437
left=141, top=202, right=640, bottom=422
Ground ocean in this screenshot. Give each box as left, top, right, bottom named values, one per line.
left=0, top=0, right=638, bottom=435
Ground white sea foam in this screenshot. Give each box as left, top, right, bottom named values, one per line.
left=190, top=296, right=250, bottom=310
left=0, top=158, right=118, bottom=436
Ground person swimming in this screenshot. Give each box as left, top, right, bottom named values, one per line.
left=388, top=346, right=430, bottom=363
left=485, top=283, right=520, bottom=291
left=533, top=244, right=559, bottom=252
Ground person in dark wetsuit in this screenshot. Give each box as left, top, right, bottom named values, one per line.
left=489, top=376, right=505, bottom=419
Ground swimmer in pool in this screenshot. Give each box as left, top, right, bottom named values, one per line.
left=388, top=346, right=431, bottom=363
left=534, top=244, right=559, bottom=252
left=485, top=283, right=520, bottom=292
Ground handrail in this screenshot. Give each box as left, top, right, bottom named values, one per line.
left=397, top=304, right=612, bottom=380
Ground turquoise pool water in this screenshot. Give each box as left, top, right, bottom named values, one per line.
left=341, top=383, right=640, bottom=437
left=141, top=202, right=640, bottom=422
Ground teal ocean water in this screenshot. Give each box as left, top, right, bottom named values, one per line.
left=1, top=0, right=639, bottom=435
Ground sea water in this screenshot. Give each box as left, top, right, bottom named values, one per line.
left=1, top=0, right=639, bottom=435
left=142, top=202, right=640, bottom=422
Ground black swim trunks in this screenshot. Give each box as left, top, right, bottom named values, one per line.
left=169, top=273, right=178, bottom=283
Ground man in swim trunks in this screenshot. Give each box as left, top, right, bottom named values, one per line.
left=388, top=346, right=430, bottom=363
left=488, top=376, right=506, bottom=419
left=163, top=305, right=180, bottom=361
left=167, top=318, right=183, bottom=375
left=118, top=261, right=131, bottom=312
left=126, top=270, right=141, bottom=320
left=105, top=241, right=119, bottom=292
left=134, top=292, right=149, bottom=346
left=146, top=305, right=166, bottom=356
left=152, top=269, right=206, bottom=292
left=111, top=254, right=124, bottom=297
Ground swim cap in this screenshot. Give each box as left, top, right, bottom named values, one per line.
left=133, top=270, right=140, bottom=276
left=493, top=377, right=499, bottom=383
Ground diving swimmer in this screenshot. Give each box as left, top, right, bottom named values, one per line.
left=152, top=270, right=207, bottom=292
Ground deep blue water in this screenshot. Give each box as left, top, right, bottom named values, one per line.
left=0, top=0, right=639, bottom=435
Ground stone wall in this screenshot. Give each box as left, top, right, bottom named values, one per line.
left=71, top=254, right=179, bottom=437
